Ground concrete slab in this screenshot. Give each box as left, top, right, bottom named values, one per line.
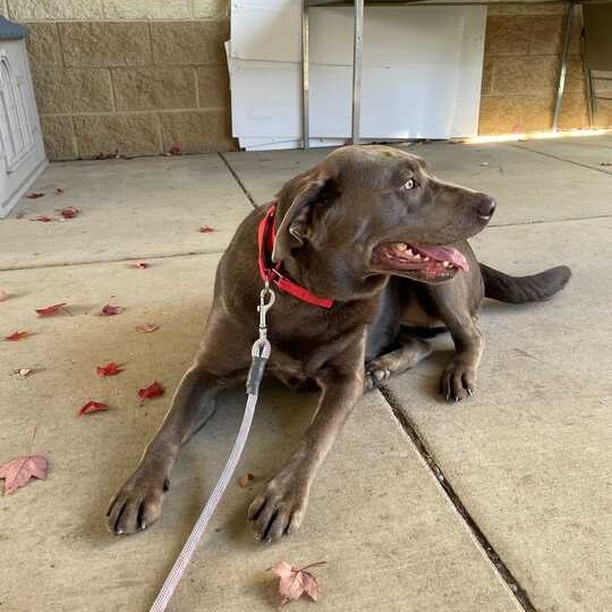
left=0, top=256, right=520, bottom=612
left=385, top=217, right=612, bottom=611
left=514, top=133, right=612, bottom=174
left=0, top=154, right=252, bottom=270
left=223, top=138, right=612, bottom=227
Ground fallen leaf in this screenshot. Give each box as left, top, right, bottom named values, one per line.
left=135, top=323, right=159, bottom=333
left=269, top=561, right=325, bottom=607
left=164, top=145, right=182, bottom=156
left=35, top=302, right=68, bottom=317
left=0, top=290, right=8, bottom=301
left=54, top=188, right=64, bottom=195
left=198, top=225, right=215, bottom=233
left=30, top=215, right=54, bottom=222
left=95, top=149, right=122, bottom=160
left=5, top=331, right=30, bottom=341
left=96, top=362, right=123, bottom=377
left=132, top=261, right=150, bottom=269
left=0, top=454, right=48, bottom=494
left=100, top=304, right=123, bottom=316
left=138, top=381, right=164, bottom=402
left=59, top=206, right=79, bottom=219
left=78, top=400, right=109, bottom=416
left=25, top=192, right=44, bottom=200
left=12, top=368, right=33, bottom=379
left=239, top=472, right=255, bottom=488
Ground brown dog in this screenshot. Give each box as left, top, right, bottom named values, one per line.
left=107, top=145, right=570, bottom=542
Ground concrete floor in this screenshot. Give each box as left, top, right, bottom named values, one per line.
left=1, top=135, right=611, bottom=612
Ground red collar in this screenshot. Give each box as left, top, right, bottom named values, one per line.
left=257, top=203, right=334, bottom=308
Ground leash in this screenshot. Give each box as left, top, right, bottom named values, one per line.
left=149, top=283, right=275, bottom=612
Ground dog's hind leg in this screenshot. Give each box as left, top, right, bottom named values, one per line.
left=364, top=331, right=432, bottom=391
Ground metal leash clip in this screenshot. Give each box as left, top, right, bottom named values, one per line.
left=246, top=281, right=274, bottom=395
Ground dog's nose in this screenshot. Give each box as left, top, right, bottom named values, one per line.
left=477, top=196, right=496, bottom=220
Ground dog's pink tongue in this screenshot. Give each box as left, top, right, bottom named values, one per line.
left=416, top=245, right=469, bottom=271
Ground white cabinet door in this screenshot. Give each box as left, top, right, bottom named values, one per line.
left=0, top=38, right=46, bottom=217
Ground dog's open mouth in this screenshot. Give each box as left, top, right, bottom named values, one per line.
left=371, top=241, right=469, bottom=281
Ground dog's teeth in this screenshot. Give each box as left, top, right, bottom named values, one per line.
left=423, top=257, right=430, bottom=262
left=414, top=253, right=421, bottom=261
left=394, top=242, right=407, bottom=252
left=442, top=261, right=450, bottom=268
left=406, top=248, right=414, bottom=256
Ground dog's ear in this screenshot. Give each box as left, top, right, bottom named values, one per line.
left=271, top=172, right=336, bottom=263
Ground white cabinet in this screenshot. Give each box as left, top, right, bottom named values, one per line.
left=0, top=17, right=46, bottom=218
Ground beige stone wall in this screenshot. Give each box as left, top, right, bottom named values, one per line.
left=1, top=1, right=598, bottom=159
left=4, top=0, right=235, bottom=159
left=480, top=4, right=589, bottom=134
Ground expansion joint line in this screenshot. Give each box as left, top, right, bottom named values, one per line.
left=378, top=385, right=537, bottom=612
left=218, top=152, right=259, bottom=208
left=511, top=143, right=612, bottom=176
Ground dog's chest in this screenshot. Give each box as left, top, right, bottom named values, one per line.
left=399, top=295, right=442, bottom=328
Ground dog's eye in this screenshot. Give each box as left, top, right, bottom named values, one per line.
left=402, top=178, right=416, bottom=191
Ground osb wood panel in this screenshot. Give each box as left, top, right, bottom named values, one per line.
left=479, top=8, right=589, bottom=134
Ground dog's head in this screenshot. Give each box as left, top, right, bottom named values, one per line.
left=272, top=145, right=495, bottom=301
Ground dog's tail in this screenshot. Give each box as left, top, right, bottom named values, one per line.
left=480, top=263, right=571, bottom=304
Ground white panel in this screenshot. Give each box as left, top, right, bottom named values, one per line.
left=228, top=2, right=486, bottom=147
left=230, top=0, right=301, bottom=62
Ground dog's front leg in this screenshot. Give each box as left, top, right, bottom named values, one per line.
left=248, top=333, right=366, bottom=543
left=107, top=338, right=249, bottom=535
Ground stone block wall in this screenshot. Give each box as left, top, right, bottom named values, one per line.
left=0, top=2, right=596, bottom=160
left=3, top=0, right=235, bottom=159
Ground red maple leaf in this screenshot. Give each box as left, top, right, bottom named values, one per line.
left=0, top=454, right=48, bottom=495
left=269, top=561, right=325, bottom=606
left=0, top=290, right=8, bottom=301
left=78, top=400, right=109, bottom=416
left=54, top=188, right=64, bottom=195
left=5, top=331, right=30, bottom=341
left=59, top=206, right=79, bottom=219
left=135, top=323, right=159, bottom=333
left=25, top=192, right=44, bottom=199
left=35, top=302, right=68, bottom=317
left=30, top=215, right=54, bottom=222
left=96, top=362, right=123, bottom=377
left=164, top=145, right=182, bottom=156
left=138, top=381, right=164, bottom=402
left=100, top=304, right=123, bottom=316
left=132, top=261, right=150, bottom=269
left=198, top=225, right=215, bottom=233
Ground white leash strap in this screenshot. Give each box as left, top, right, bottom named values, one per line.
left=149, top=286, right=275, bottom=612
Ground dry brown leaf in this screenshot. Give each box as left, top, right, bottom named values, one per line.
left=238, top=472, right=255, bottom=488
left=269, top=561, right=325, bottom=606
left=0, top=454, right=48, bottom=495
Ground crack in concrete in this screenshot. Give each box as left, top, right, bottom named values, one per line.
left=511, top=144, right=612, bottom=176
left=489, top=214, right=612, bottom=229
left=218, top=152, right=259, bottom=209
left=378, top=384, right=537, bottom=612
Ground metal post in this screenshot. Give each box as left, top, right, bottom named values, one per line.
left=302, top=1, right=310, bottom=149
left=552, top=2, right=575, bottom=131
left=351, top=0, right=364, bottom=144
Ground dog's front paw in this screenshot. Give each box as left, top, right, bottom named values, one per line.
left=247, top=473, right=309, bottom=543
left=106, top=470, right=169, bottom=535
left=440, top=363, right=476, bottom=402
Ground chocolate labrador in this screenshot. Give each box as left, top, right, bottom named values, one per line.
left=107, top=145, right=570, bottom=542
